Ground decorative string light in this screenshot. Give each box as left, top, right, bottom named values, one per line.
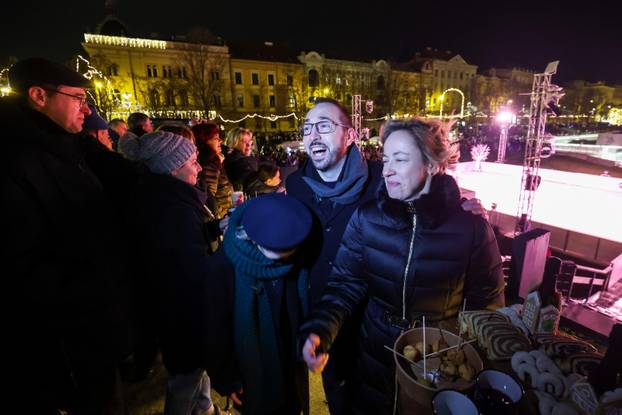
left=217, top=112, right=298, bottom=123
left=75, top=55, right=132, bottom=110
left=0, top=66, right=12, bottom=96
left=363, top=115, right=390, bottom=121
left=84, top=34, right=167, bottom=50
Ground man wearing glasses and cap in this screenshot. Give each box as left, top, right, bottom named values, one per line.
left=0, top=58, right=133, bottom=414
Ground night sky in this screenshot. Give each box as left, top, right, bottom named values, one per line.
left=1, top=0, right=620, bottom=84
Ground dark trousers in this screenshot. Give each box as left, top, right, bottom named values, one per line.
left=322, top=358, right=352, bottom=415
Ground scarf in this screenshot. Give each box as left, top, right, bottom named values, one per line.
left=223, top=204, right=309, bottom=414
left=302, top=144, right=369, bottom=205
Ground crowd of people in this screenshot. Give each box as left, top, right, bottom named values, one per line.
left=2, top=57, right=502, bottom=415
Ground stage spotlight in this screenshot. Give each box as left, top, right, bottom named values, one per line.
left=524, top=174, right=542, bottom=191
left=545, top=85, right=565, bottom=117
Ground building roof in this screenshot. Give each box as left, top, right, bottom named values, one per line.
left=414, top=47, right=458, bottom=61
left=227, top=40, right=300, bottom=64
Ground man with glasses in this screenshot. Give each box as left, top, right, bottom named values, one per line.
left=1, top=57, right=133, bottom=413
left=287, top=98, right=487, bottom=414
left=286, top=98, right=383, bottom=415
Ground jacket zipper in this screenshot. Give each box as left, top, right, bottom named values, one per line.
left=401, top=206, right=417, bottom=322
left=395, top=205, right=417, bottom=415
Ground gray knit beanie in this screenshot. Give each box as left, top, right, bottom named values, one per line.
left=123, top=131, right=197, bottom=174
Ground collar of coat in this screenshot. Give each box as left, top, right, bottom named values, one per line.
left=376, top=173, right=462, bottom=229
left=0, top=97, right=87, bottom=165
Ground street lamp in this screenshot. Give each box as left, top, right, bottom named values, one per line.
left=496, top=109, right=515, bottom=163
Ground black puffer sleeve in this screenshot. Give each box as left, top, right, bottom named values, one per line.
left=298, top=207, right=369, bottom=354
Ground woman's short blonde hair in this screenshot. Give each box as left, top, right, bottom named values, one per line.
left=380, top=118, right=458, bottom=173
left=225, top=127, right=252, bottom=149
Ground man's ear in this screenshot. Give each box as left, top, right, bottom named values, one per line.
left=346, top=128, right=357, bottom=146
left=27, top=86, right=47, bottom=109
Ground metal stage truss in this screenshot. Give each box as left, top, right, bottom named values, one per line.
left=515, top=61, right=561, bottom=234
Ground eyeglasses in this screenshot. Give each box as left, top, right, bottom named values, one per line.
left=44, top=88, right=88, bottom=107
left=301, top=119, right=350, bottom=136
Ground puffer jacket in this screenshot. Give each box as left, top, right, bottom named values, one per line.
left=299, top=174, right=505, bottom=414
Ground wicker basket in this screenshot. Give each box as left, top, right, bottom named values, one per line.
left=393, top=327, right=483, bottom=409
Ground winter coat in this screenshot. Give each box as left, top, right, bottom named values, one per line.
left=285, top=157, right=384, bottom=304
left=299, top=174, right=505, bottom=414
left=197, top=150, right=233, bottom=219
left=224, top=148, right=258, bottom=191
left=0, top=97, right=133, bottom=412
left=130, top=172, right=234, bottom=387
left=208, top=248, right=310, bottom=414
left=285, top=154, right=383, bottom=383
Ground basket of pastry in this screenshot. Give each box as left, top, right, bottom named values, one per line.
left=394, top=326, right=483, bottom=408
left=459, top=309, right=532, bottom=360
left=511, top=334, right=607, bottom=415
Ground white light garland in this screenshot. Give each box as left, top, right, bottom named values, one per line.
left=217, top=112, right=298, bottom=123
left=363, top=115, right=390, bottom=121
left=84, top=34, right=167, bottom=50
left=75, top=55, right=131, bottom=110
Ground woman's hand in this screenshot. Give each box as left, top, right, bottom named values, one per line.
left=461, top=198, right=489, bottom=221
left=229, top=387, right=243, bottom=408
left=302, top=333, right=329, bottom=373
left=219, top=216, right=230, bottom=234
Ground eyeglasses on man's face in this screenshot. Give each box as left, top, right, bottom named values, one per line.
left=301, top=119, right=349, bottom=136
left=44, top=88, right=88, bottom=107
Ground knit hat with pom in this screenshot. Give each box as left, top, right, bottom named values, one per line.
left=121, top=130, right=196, bottom=174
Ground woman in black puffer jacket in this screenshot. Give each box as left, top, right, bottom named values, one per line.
left=300, top=118, right=505, bottom=414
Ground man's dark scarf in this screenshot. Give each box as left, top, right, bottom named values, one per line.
left=223, top=204, right=309, bottom=414
left=302, top=144, right=368, bottom=205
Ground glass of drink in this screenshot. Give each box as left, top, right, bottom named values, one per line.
left=432, top=389, right=479, bottom=415
left=231, top=191, right=245, bottom=208
left=472, top=369, right=523, bottom=415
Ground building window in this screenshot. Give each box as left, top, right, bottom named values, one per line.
left=163, top=66, right=172, bottom=78
left=268, top=74, right=275, bottom=86
left=460, top=73, right=463, bottom=80
left=165, top=90, right=175, bottom=106
left=213, top=94, right=222, bottom=108
left=253, top=94, right=260, bottom=108
left=377, top=75, right=385, bottom=90
left=287, top=74, right=293, bottom=86
left=434, top=69, right=438, bottom=77
left=269, top=95, right=276, bottom=108
left=289, top=95, right=296, bottom=108
left=336, top=74, right=342, bottom=85
left=236, top=94, right=245, bottom=108
left=211, top=71, right=220, bottom=81
left=235, top=72, right=242, bottom=85
left=108, top=64, right=119, bottom=76
left=179, top=90, right=189, bottom=106
left=441, top=70, right=445, bottom=78
left=252, top=73, right=259, bottom=85
left=147, top=64, right=158, bottom=78
left=270, top=121, right=277, bottom=129
left=308, top=69, right=319, bottom=87
left=149, top=89, right=160, bottom=106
